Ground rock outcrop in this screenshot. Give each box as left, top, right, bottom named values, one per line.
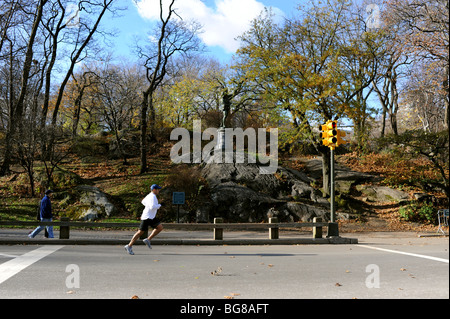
left=199, top=157, right=411, bottom=223
left=201, top=161, right=330, bottom=223
left=65, top=185, right=118, bottom=221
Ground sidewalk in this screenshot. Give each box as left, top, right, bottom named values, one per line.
left=2, top=226, right=448, bottom=246
left=0, top=227, right=359, bottom=245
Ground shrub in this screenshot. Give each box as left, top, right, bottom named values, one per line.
left=71, top=136, right=109, bottom=161
left=163, top=164, right=210, bottom=222
left=399, top=202, right=438, bottom=224
left=35, top=167, right=84, bottom=191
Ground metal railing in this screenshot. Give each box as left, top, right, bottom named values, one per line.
left=0, top=217, right=333, bottom=240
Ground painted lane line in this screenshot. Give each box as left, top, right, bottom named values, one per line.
left=0, top=245, right=64, bottom=285
left=359, top=245, right=449, bottom=264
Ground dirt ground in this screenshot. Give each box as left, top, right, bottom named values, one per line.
left=338, top=201, right=445, bottom=234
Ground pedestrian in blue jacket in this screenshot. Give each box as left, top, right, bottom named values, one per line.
left=29, top=190, right=54, bottom=239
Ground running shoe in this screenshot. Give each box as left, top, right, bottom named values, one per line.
left=143, top=238, right=152, bottom=249
left=124, top=244, right=134, bottom=255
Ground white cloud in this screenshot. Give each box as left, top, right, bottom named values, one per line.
left=134, top=0, right=284, bottom=53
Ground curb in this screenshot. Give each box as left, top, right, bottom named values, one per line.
left=0, top=237, right=358, bottom=246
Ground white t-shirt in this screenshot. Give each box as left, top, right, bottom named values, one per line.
left=141, top=192, right=161, bottom=220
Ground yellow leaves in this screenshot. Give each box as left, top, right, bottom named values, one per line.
left=224, top=293, right=240, bottom=299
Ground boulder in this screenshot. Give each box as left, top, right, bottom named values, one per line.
left=209, top=181, right=282, bottom=222
left=356, top=185, right=410, bottom=203
left=300, top=158, right=380, bottom=195
left=66, top=185, right=118, bottom=221
left=201, top=161, right=329, bottom=223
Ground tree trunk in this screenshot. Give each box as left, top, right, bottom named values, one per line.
left=390, top=112, right=398, bottom=135
left=444, top=65, right=449, bottom=130
left=148, top=93, right=156, bottom=141
left=140, top=91, right=149, bottom=174
left=321, top=148, right=331, bottom=197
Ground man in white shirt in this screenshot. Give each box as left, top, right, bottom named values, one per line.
left=125, top=184, right=164, bottom=255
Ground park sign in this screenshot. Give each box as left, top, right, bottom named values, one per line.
left=172, top=192, right=185, bottom=205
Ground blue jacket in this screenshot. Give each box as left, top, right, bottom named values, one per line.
left=40, top=195, right=52, bottom=219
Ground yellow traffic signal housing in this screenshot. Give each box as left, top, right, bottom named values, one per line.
left=336, top=130, right=348, bottom=147
left=319, top=120, right=338, bottom=148
left=325, top=120, right=337, bottom=131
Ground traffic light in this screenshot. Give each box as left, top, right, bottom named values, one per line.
left=336, top=130, right=348, bottom=147
left=319, top=120, right=338, bottom=148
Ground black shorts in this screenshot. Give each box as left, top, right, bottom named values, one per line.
left=139, top=218, right=161, bottom=231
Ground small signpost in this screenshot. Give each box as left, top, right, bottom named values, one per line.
left=172, top=192, right=185, bottom=223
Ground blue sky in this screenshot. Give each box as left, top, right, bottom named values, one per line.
left=101, top=0, right=300, bottom=64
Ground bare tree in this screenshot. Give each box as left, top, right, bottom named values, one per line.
left=42, top=0, right=117, bottom=160
left=372, top=51, right=411, bottom=136
left=386, top=0, right=449, bottom=129
left=0, top=0, right=48, bottom=176
left=49, top=0, right=116, bottom=128
left=136, top=0, right=203, bottom=174
left=70, top=69, right=98, bottom=137
left=0, top=0, right=120, bottom=176
left=94, top=62, right=142, bottom=164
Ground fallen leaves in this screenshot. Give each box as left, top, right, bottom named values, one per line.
left=211, top=266, right=223, bottom=276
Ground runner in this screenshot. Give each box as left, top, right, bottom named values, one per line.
left=124, top=184, right=164, bottom=255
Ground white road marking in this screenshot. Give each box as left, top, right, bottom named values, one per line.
left=0, top=246, right=64, bottom=285
left=359, top=245, right=449, bottom=264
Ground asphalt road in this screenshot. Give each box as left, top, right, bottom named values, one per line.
left=0, top=233, right=448, bottom=301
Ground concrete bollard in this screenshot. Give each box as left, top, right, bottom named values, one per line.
left=269, top=217, right=279, bottom=240
left=327, top=222, right=340, bottom=238
left=214, top=218, right=223, bottom=240
left=313, top=217, right=322, bottom=239
left=60, top=217, right=70, bottom=239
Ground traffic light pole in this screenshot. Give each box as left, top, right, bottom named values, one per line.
left=330, top=147, right=335, bottom=223
left=328, top=147, right=340, bottom=237
left=319, top=120, right=345, bottom=238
